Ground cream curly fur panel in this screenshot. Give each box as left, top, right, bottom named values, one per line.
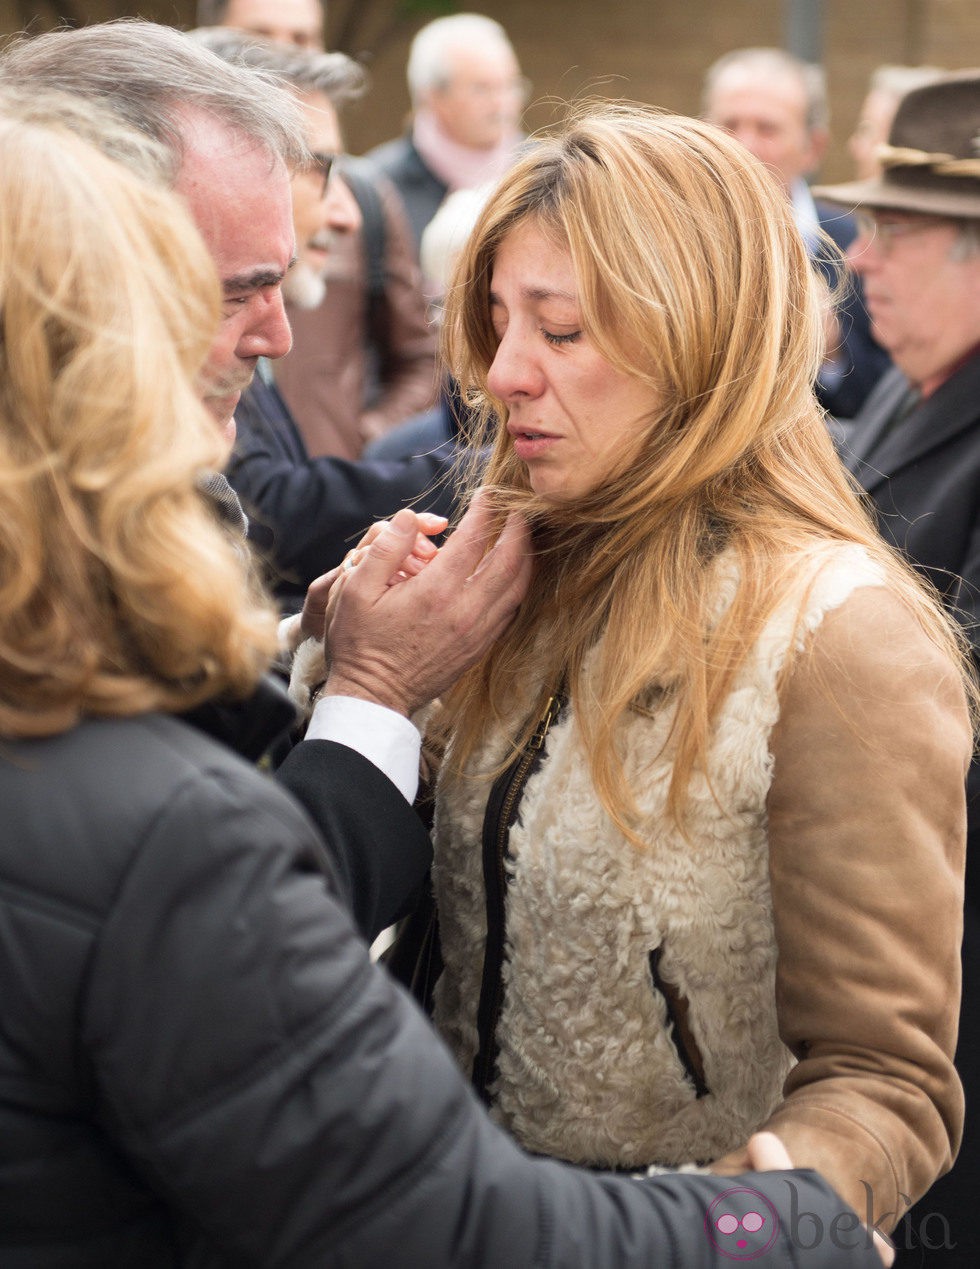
left=431, top=545, right=886, bottom=1170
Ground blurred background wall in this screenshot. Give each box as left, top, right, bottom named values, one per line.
left=1, top=0, right=976, bottom=180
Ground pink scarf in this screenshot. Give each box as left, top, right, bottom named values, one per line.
left=412, top=108, right=521, bottom=193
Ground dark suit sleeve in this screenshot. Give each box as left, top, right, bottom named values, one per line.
left=226, top=378, right=457, bottom=601
left=275, top=738, right=432, bottom=942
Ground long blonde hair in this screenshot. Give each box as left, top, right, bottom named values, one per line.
left=0, top=113, right=278, bottom=736
left=440, top=102, right=973, bottom=833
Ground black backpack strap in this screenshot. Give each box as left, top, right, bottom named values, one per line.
left=339, top=156, right=387, bottom=304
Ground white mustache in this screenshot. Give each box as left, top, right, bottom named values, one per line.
left=202, top=368, right=255, bottom=399
left=308, top=229, right=336, bottom=254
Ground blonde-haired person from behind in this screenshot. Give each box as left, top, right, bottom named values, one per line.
left=0, top=107, right=278, bottom=736
left=421, top=101, right=975, bottom=1235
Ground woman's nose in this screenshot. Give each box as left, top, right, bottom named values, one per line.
left=487, top=328, right=542, bottom=400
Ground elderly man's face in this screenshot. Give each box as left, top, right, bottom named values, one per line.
left=221, top=0, right=324, bottom=50
left=704, top=67, right=824, bottom=195
left=849, top=211, right=980, bottom=391
left=427, top=43, right=525, bottom=151
left=174, top=109, right=295, bottom=440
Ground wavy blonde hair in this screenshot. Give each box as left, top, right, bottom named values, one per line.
left=440, top=102, right=973, bottom=834
left=0, top=113, right=278, bottom=737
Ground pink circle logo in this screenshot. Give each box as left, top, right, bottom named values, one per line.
left=705, top=1186, right=780, bottom=1260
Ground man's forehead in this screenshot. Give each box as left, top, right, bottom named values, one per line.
left=299, top=91, right=344, bottom=152
left=447, top=42, right=519, bottom=81
left=173, top=111, right=294, bottom=280
left=711, top=69, right=809, bottom=123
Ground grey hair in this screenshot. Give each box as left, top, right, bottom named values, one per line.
left=0, top=82, right=172, bottom=182
left=406, top=13, right=514, bottom=104
left=0, top=19, right=309, bottom=181
left=702, top=46, right=829, bottom=134
left=190, top=27, right=366, bottom=107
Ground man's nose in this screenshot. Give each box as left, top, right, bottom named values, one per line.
left=847, top=227, right=878, bottom=275
left=325, top=176, right=361, bottom=235
left=239, top=289, right=293, bottom=362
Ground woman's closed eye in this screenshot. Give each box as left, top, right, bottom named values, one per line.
left=542, top=328, right=581, bottom=346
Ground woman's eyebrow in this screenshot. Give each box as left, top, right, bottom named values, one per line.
left=489, top=284, right=578, bottom=304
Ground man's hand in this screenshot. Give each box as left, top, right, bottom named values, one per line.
left=298, top=513, right=446, bottom=644
left=324, top=490, right=532, bottom=717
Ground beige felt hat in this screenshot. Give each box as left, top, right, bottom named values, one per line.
left=814, top=70, right=980, bottom=219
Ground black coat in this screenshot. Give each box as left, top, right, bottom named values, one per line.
left=0, top=700, right=880, bottom=1267
left=839, top=352, right=980, bottom=1266
left=365, top=133, right=448, bottom=254
left=840, top=356, right=980, bottom=639
left=226, top=373, right=457, bottom=608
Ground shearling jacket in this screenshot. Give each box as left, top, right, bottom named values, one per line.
left=0, top=703, right=887, bottom=1268
left=432, top=545, right=970, bottom=1231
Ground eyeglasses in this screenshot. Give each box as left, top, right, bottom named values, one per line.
left=307, top=150, right=339, bottom=198
left=443, top=75, right=531, bottom=103
left=853, top=210, right=952, bottom=255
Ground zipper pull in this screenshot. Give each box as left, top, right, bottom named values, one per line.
left=527, top=693, right=562, bottom=751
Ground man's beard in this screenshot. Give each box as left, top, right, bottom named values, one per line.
left=283, top=260, right=328, bottom=311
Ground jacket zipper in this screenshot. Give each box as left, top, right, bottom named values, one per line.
left=471, top=690, right=565, bottom=1103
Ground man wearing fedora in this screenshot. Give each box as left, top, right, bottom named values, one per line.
left=816, top=71, right=980, bottom=1267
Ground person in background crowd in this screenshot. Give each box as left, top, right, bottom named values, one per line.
left=364, top=184, right=493, bottom=462
left=848, top=64, right=944, bottom=181
left=703, top=46, right=891, bottom=418
left=404, top=100, right=971, bottom=1239
left=0, top=73, right=891, bottom=1269
left=198, top=0, right=439, bottom=460
left=190, top=29, right=459, bottom=608
left=198, top=0, right=323, bottom=48
left=815, top=71, right=980, bottom=1267
left=367, top=13, right=527, bottom=260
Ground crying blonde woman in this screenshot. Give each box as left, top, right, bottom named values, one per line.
left=416, top=102, right=975, bottom=1233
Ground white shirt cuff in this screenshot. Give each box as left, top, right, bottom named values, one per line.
left=305, top=694, right=421, bottom=804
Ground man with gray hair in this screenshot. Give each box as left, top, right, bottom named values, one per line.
left=703, top=46, right=890, bottom=418
left=816, top=75, right=980, bottom=1261
left=198, top=0, right=440, bottom=463
left=367, top=12, right=527, bottom=254
left=0, top=17, right=512, bottom=918
left=188, top=29, right=458, bottom=607
left=0, top=24, right=889, bottom=1268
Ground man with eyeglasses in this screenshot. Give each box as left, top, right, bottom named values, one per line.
left=702, top=47, right=891, bottom=418
left=816, top=71, right=980, bottom=1267
left=188, top=31, right=460, bottom=609
left=198, top=0, right=440, bottom=464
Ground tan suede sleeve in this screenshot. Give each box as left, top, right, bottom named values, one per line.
left=754, top=585, right=970, bottom=1230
